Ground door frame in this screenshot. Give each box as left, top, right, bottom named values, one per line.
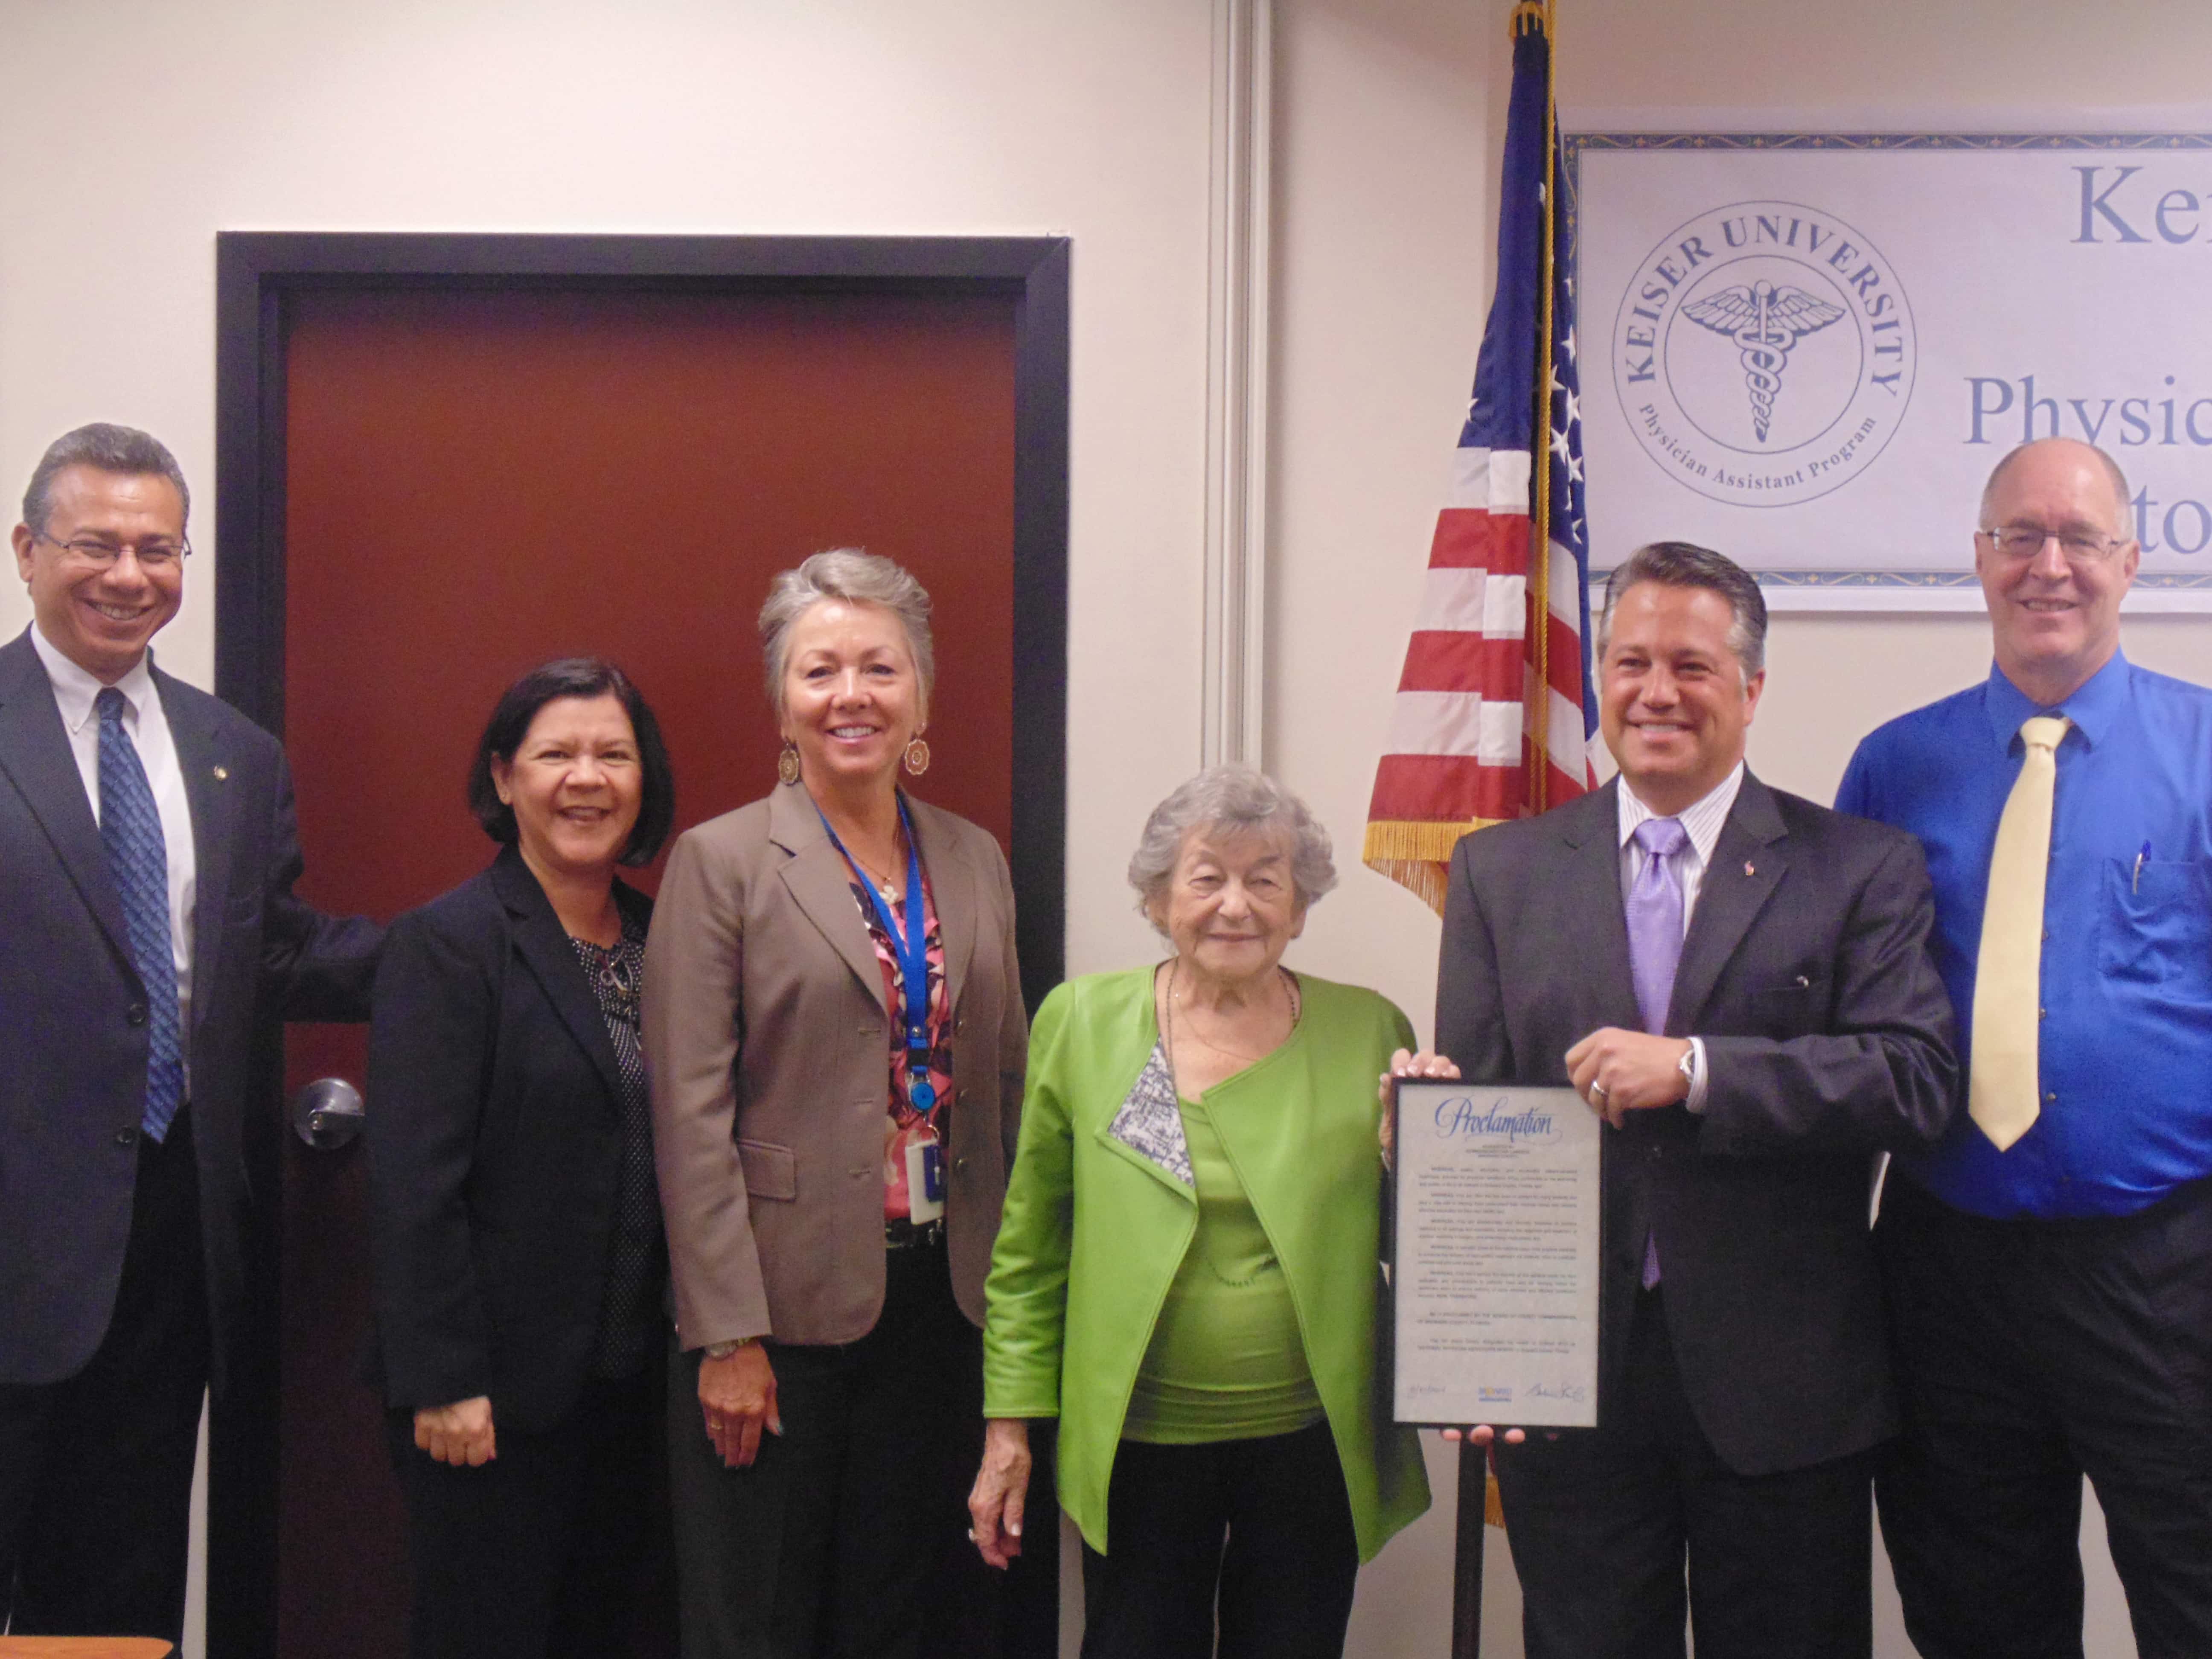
left=210, top=231, right=1069, bottom=1657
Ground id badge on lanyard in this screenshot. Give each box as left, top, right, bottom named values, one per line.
left=906, top=1129, right=946, bottom=1222
left=821, top=798, right=944, bottom=1221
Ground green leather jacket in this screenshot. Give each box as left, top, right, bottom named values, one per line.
left=981, top=966, right=1431, bottom=1560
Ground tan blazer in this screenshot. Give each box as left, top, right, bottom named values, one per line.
left=644, top=783, right=1026, bottom=1350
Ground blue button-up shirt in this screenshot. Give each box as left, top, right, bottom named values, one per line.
left=1836, top=652, right=2212, bottom=1219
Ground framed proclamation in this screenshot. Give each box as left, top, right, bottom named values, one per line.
left=1388, top=1083, right=1601, bottom=1430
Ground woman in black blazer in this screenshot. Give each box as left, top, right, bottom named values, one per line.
left=365, top=657, right=677, bottom=1659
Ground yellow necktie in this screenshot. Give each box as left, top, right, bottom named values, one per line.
left=1969, top=714, right=2070, bottom=1151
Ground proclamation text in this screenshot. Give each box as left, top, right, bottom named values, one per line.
left=1389, top=1083, right=1600, bottom=1429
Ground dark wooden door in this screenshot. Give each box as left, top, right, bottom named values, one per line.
left=211, top=236, right=1068, bottom=1659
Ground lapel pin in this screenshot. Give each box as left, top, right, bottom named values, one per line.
left=212, top=765, right=229, bottom=781
left=1743, top=861, right=1755, bottom=876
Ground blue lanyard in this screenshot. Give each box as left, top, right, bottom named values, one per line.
left=817, top=797, right=937, bottom=1111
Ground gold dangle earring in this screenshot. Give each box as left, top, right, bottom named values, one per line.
left=777, top=739, right=801, bottom=787
left=902, top=727, right=931, bottom=777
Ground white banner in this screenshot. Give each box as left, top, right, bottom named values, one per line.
left=1568, top=134, right=2212, bottom=610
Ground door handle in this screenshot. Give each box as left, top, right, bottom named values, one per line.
left=291, top=1077, right=366, bottom=1150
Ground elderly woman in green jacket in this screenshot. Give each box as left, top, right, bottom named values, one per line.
left=968, top=765, right=1429, bottom=1659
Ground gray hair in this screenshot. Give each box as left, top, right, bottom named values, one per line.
left=1127, top=765, right=1339, bottom=926
left=1598, top=540, right=1767, bottom=678
left=757, top=548, right=936, bottom=716
left=21, top=423, right=191, bottom=535
left=1979, top=438, right=2133, bottom=536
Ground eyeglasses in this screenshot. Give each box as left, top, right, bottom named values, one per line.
left=1976, top=525, right=2129, bottom=564
left=31, top=530, right=192, bottom=571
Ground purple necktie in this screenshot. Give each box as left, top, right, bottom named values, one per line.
left=1627, top=817, right=1688, bottom=1036
left=1626, top=816, right=1687, bottom=1289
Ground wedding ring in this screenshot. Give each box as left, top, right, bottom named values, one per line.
left=1589, top=1082, right=1607, bottom=1099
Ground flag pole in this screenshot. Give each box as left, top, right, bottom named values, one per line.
left=1457, top=7, right=1550, bottom=1644
left=1528, top=0, right=1557, bottom=818
left=1450, top=1436, right=1488, bottom=1658
left=1458, top=20, right=1555, bottom=1655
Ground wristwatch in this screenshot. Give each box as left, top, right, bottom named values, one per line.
left=1675, top=1043, right=1697, bottom=1090
left=704, top=1336, right=758, bottom=1360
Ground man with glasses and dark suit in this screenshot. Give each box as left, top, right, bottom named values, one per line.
left=1839, top=437, right=2212, bottom=1659
left=0, top=423, right=379, bottom=1643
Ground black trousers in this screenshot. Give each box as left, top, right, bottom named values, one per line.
left=667, top=1237, right=998, bottom=1659
left=1077, top=1417, right=1361, bottom=1659
left=0, top=1107, right=208, bottom=1642
left=1874, top=1174, right=2212, bottom=1659
left=1492, top=1284, right=1877, bottom=1659
left=387, top=1363, right=662, bottom=1659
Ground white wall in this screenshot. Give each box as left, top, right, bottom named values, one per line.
left=8, top=0, right=2209, bottom=1654
left=0, top=0, right=1215, bottom=992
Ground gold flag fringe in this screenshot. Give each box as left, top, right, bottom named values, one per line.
left=1362, top=818, right=1506, bottom=917
left=1361, top=818, right=1489, bottom=864
left=1361, top=856, right=1449, bottom=917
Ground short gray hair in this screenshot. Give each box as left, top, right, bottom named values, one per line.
left=757, top=548, right=935, bottom=716
left=1598, top=540, right=1767, bottom=678
left=1127, top=765, right=1339, bottom=926
left=1979, top=438, right=2133, bottom=535
left=21, top=423, right=191, bottom=534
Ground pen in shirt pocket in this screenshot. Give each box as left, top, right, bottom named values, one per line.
left=2134, top=840, right=2151, bottom=893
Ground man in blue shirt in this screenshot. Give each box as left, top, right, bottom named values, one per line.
left=1837, top=436, right=2212, bottom=1659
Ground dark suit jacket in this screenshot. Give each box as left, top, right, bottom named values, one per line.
left=0, top=628, right=381, bottom=1390
left=1436, top=772, right=1957, bottom=1475
left=364, top=847, right=655, bottom=1434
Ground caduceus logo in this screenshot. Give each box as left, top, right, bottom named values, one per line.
left=1681, top=279, right=1845, bottom=445
left=1612, top=198, right=1916, bottom=509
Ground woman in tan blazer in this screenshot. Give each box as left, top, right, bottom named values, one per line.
left=643, top=549, right=1025, bottom=1659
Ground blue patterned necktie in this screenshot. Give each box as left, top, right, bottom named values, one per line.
left=1626, top=815, right=1688, bottom=1289
left=96, top=687, right=185, bottom=1142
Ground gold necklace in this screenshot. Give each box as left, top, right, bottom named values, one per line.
left=846, top=829, right=907, bottom=904
left=1162, top=960, right=1300, bottom=1081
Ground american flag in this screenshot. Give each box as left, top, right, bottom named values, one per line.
left=1362, top=3, right=1595, bottom=914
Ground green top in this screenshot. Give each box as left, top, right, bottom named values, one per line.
left=1125, top=1092, right=1323, bottom=1442
left=982, top=966, right=1431, bottom=1561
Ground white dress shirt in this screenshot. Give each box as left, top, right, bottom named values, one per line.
left=1615, top=762, right=1746, bottom=1112
left=32, top=626, right=197, bottom=1072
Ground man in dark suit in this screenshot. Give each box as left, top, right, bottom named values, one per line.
left=0, top=423, right=380, bottom=1641
left=1431, top=541, right=1956, bottom=1659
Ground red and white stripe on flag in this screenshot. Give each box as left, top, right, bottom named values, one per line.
left=1364, top=454, right=1593, bottom=912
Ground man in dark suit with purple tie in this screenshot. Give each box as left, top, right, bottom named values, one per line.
left=1426, top=542, right=1957, bottom=1658
left=0, top=423, right=380, bottom=1642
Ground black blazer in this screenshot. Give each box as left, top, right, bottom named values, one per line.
left=1435, top=773, right=1957, bottom=1476
left=0, top=629, right=381, bottom=1390
left=364, top=846, right=655, bottom=1434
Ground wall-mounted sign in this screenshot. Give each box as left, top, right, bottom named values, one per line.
left=1568, top=133, right=2212, bottom=610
